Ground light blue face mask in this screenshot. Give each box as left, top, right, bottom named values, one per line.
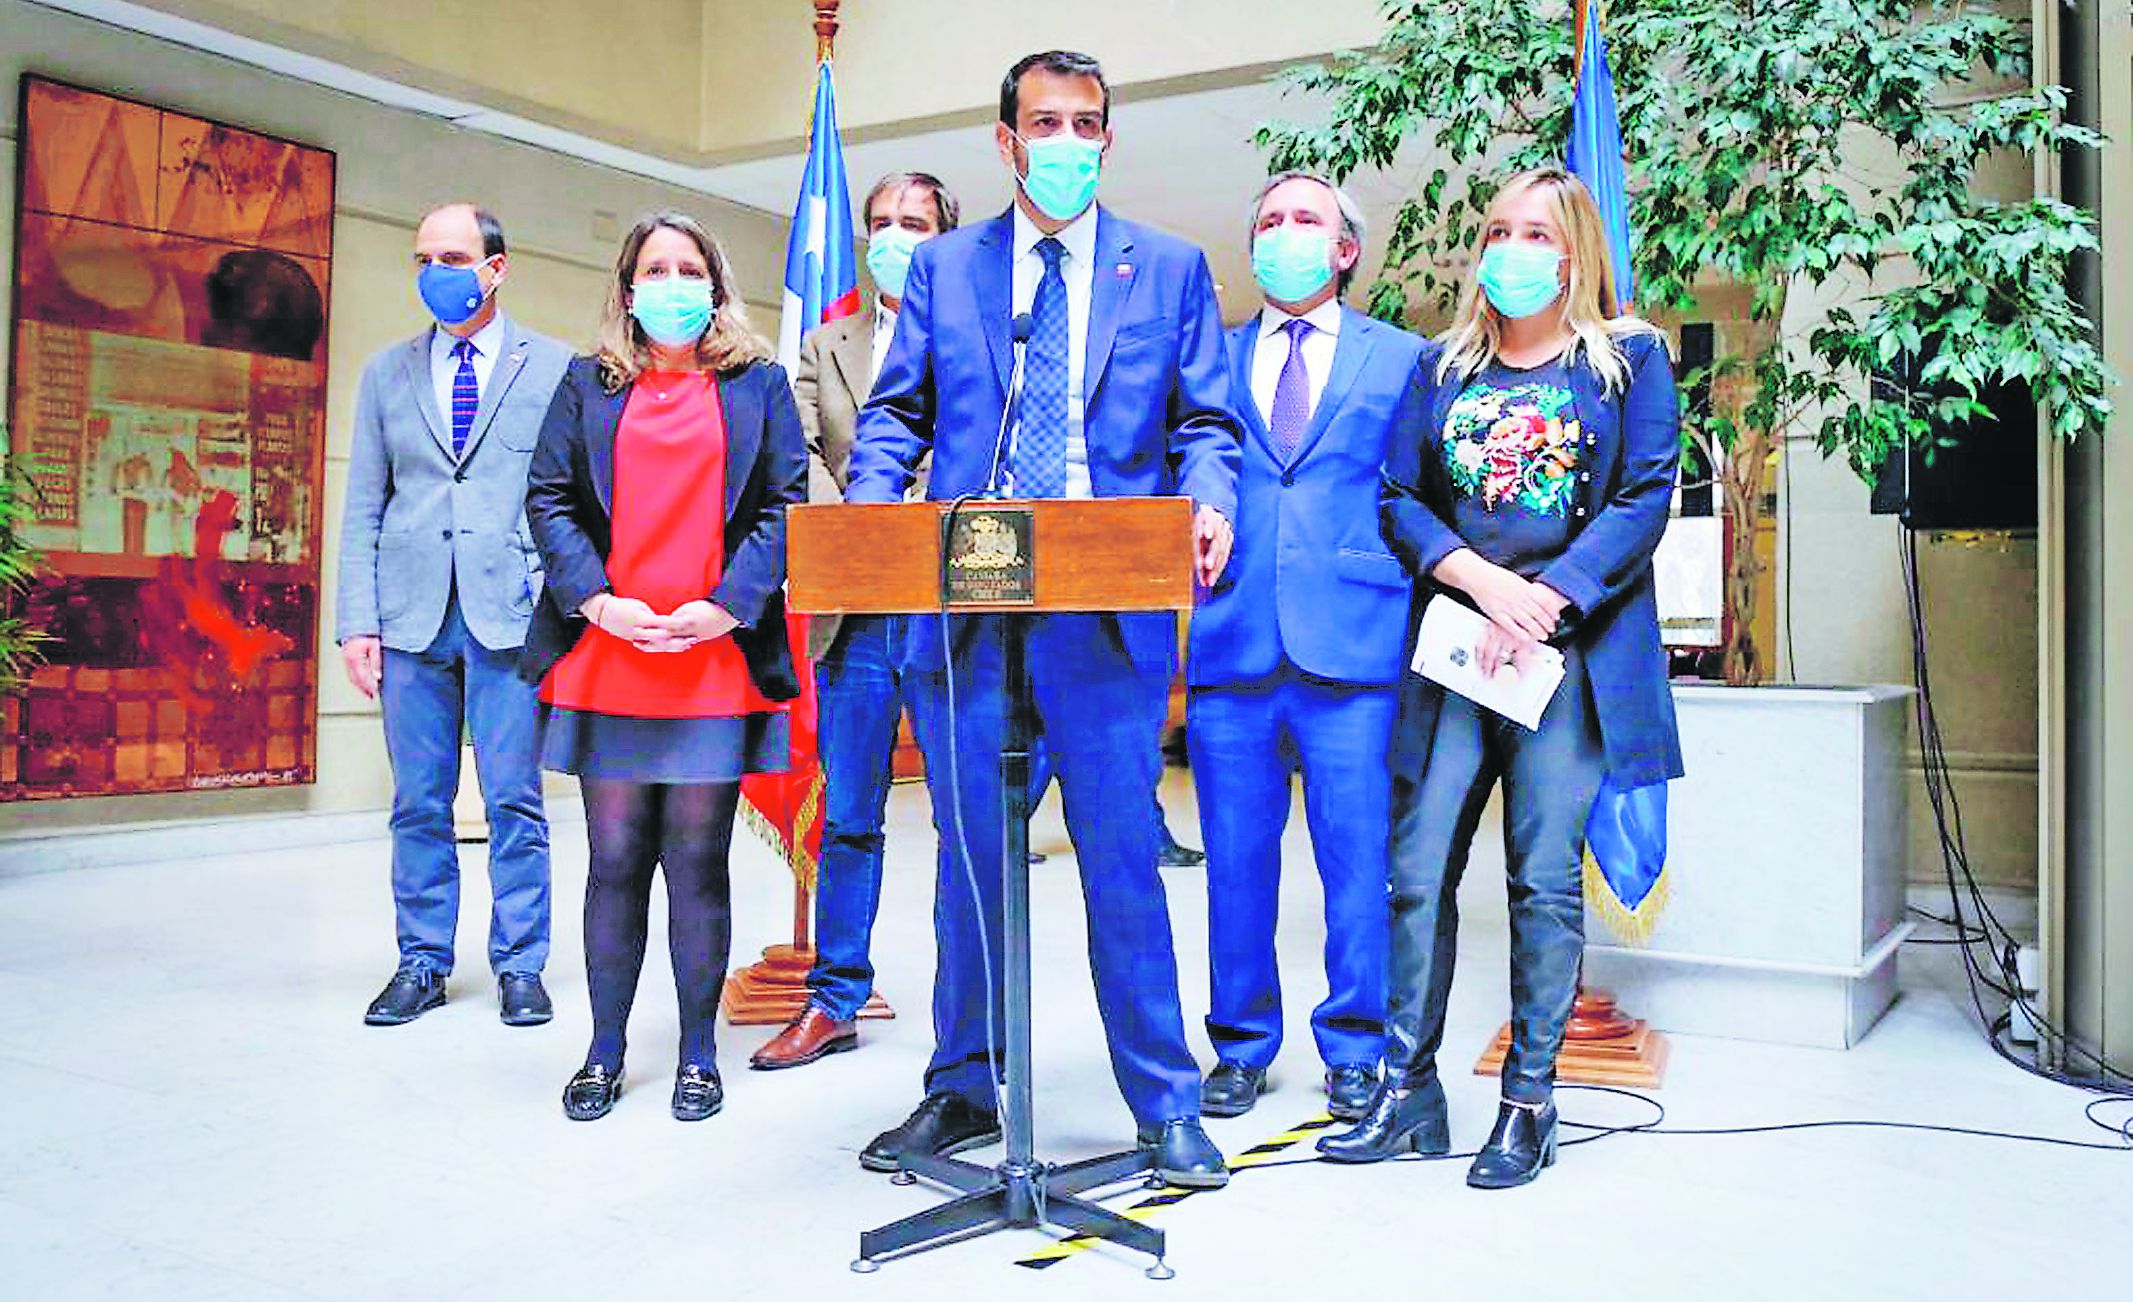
left=1477, top=244, right=1566, bottom=319
left=1014, top=132, right=1103, bottom=222
left=1252, top=224, right=1337, bottom=305
left=630, top=275, right=716, bottom=348
left=865, top=227, right=924, bottom=301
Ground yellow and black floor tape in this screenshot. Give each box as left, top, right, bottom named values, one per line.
left=1013, top=1115, right=1337, bottom=1270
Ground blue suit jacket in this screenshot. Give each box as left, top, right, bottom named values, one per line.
left=845, top=206, right=1242, bottom=675
left=1381, top=331, right=1684, bottom=788
left=1188, top=307, right=1422, bottom=688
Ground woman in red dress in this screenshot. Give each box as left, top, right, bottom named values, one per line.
left=521, top=212, right=806, bottom=1122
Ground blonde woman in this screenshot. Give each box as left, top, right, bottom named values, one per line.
left=1319, top=168, right=1681, bottom=1186
left=521, top=212, right=806, bottom=1122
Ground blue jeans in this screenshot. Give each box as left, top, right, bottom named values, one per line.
left=1189, top=665, right=1394, bottom=1072
left=906, top=613, right=1201, bottom=1126
left=379, top=597, right=550, bottom=976
left=805, top=615, right=907, bottom=1021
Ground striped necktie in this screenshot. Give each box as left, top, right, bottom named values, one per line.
left=449, top=337, right=479, bottom=459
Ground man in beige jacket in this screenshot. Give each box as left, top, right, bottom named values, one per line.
left=752, top=171, right=957, bottom=1069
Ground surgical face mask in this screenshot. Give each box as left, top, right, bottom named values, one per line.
left=1252, top=224, right=1337, bottom=305
left=1476, top=243, right=1565, bottom=319
left=1013, top=132, right=1103, bottom=223
left=866, top=226, right=924, bottom=301
left=630, top=275, right=716, bottom=348
left=417, top=257, right=494, bottom=325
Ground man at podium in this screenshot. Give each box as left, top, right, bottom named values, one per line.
left=844, top=50, right=1241, bottom=1189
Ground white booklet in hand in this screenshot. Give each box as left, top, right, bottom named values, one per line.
left=1409, top=595, right=1565, bottom=731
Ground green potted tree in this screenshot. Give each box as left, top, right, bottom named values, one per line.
left=0, top=429, right=50, bottom=696
left=1260, top=0, right=2107, bottom=684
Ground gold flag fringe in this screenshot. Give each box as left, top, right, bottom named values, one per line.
left=1582, top=848, right=1669, bottom=947
left=741, top=769, right=824, bottom=895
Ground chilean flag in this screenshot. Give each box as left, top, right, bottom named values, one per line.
left=775, top=60, right=863, bottom=372
left=741, top=57, right=859, bottom=896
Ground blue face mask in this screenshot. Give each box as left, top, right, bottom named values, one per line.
left=1014, top=132, right=1103, bottom=222
left=1252, top=224, right=1337, bottom=305
left=630, top=276, right=716, bottom=348
left=1477, top=244, right=1565, bottom=319
left=417, top=259, right=490, bottom=326
left=865, top=227, right=924, bottom=301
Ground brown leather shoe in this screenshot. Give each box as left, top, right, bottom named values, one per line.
left=748, top=1005, right=859, bottom=1070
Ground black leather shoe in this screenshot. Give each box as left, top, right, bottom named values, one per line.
left=562, top=1063, right=623, bottom=1121
left=1317, top=1077, right=1451, bottom=1162
left=1199, top=1060, right=1267, bottom=1117
left=671, top=1064, right=723, bottom=1121
left=498, top=972, right=553, bottom=1026
left=1325, top=1063, right=1379, bottom=1122
left=1467, top=1099, right=1558, bottom=1189
left=1145, top=1118, right=1228, bottom=1189
left=363, top=966, right=445, bottom=1026
left=858, top=1094, right=1001, bottom=1172
left=1157, top=839, right=1206, bottom=868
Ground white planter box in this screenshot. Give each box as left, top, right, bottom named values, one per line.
left=1583, top=684, right=1914, bottom=1049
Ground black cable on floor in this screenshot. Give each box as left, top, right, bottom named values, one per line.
left=1223, top=1084, right=2133, bottom=1172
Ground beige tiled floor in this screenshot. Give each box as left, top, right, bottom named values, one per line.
left=2, top=771, right=2125, bottom=1300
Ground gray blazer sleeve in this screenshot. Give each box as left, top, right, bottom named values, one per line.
left=334, top=356, right=391, bottom=644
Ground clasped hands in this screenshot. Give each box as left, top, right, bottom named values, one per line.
left=582, top=593, right=737, bottom=653
left=1435, top=548, right=1569, bottom=678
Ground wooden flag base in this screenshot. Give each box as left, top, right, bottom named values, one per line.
left=1474, top=986, right=1668, bottom=1088
left=722, top=943, right=894, bottom=1025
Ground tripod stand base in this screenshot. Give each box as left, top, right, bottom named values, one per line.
left=855, top=1145, right=1169, bottom=1272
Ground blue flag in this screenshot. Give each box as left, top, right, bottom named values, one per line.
left=776, top=60, right=862, bottom=374
left=1566, top=10, right=1634, bottom=312
left=1568, top=8, right=1668, bottom=940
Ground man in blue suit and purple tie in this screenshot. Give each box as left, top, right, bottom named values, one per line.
left=845, top=50, right=1241, bottom=1189
left=1188, top=173, right=1425, bottom=1123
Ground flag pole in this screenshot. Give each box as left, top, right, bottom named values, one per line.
left=786, top=0, right=841, bottom=956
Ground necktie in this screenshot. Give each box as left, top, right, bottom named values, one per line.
left=1269, top=317, right=1313, bottom=461
left=1013, top=237, right=1069, bottom=498
left=450, top=337, right=479, bottom=459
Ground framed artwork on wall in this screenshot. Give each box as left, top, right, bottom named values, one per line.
left=3, top=75, right=335, bottom=799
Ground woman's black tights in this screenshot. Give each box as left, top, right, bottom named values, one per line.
left=580, top=778, right=740, bottom=1072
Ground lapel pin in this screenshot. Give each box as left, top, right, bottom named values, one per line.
left=1114, top=263, right=1134, bottom=278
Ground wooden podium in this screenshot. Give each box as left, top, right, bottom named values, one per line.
left=788, top=495, right=1194, bottom=1278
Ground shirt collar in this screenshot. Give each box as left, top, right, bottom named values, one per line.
left=1012, top=201, right=1099, bottom=269
left=874, top=301, right=898, bottom=332
left=1257, top=296, right=1344, bottom=343
left=435, top=313, right=506, bottom=360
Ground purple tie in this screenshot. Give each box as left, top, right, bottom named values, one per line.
left=1269, top=317, right=1313, bottom=460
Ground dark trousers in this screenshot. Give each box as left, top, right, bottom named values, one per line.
left=905, top=613, right=1202, bottom=1126
left=805, top=615, right=908, bottom=1021
left=580, top=779, right=742, bottom=1072
left=1188, top=665, right=1393, bottom=1072
left=1386, top=648, right=1605, bottom=1103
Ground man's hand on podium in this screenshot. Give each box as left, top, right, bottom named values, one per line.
left=1193, top=504, right=1233, bottom=588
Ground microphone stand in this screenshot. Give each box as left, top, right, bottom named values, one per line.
left=855, top=314, right=1172, bottom=1278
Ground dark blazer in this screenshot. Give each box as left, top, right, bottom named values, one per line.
left=518, top=355, right=807, bottom=701
left=1380, top=331, right=1683, bottom=788
left=1189, top=308, right=1423, bottom=688
left=845, top=206, right=1242, bottom=676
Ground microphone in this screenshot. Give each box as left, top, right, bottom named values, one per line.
left=985, top=312, right=1037, bottom=498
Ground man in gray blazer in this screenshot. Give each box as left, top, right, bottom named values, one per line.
left=336, top=202, right=573, bottom=1028
left=750, top=171, right=955, bottom=1071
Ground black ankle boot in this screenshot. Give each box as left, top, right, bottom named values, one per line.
left=1466, top=1098, right=1557, bottom=1188
left=1316, top=1075, right=1450, bottom=1163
